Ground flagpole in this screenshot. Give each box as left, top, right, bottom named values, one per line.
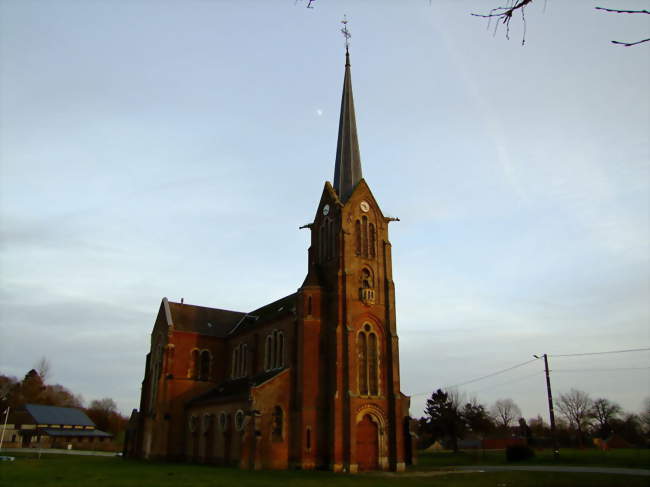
left=0, top=406, right=10, bottom=451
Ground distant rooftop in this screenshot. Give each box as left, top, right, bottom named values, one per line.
left=25, top=404, right=95, bottom=427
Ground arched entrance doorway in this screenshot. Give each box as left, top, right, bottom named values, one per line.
left=356, top=414, right=379, bottom=471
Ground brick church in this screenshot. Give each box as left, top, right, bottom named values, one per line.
left=128, top=49, right=415, bottom=472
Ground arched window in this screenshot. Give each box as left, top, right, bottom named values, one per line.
left=357, top=324, right=380, bottom=396
left=307, top=295, right=312, bottom=315
left=264, top=335, right=273, bottom=371
left=368, top=333, right=378, bottom=396
left=361, top=216, right=369, bottom=258
left=202, top=413, right=213, bottom=435
left=235, top=410, right=245, bottom=431
left=189, top=415, right=199, bottom=434
left=361, top=268, right=372, bottom=289
left=199, top=350, right=211, bottom=381
left=319, top=223, right=325, bottom=262
left=240, top=344, right=247, bottom=378
left=276, top=331, right=284, bottom=368
left=355, top=219, right=361, bottom=255
left=305, top=427, right=312, bottom=451
left=327, top=219, right=334, bottom=259
left=369, top=223, right=376, bottom=258
left=219, top=412, right=228, bottom=432
left=231, top=344, right=248, bottom=379
left=265, top=330, right=285, bottom=371
left=272, top=406, right=283, bottom=441
left=190, top=349, right=200, bottom=379
left=231, top=347, right=239, bottom=378
left=357, top=332, right=368, bottom=396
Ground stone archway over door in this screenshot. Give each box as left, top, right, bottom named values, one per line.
left=356, top=414, right=379, bottom=470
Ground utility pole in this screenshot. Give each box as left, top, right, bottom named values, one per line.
left=535, top=354, right=559, bottom=459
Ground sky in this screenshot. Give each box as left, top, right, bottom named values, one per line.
left=1, top=0, right=648, bottom=422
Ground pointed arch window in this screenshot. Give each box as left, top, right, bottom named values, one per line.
left=361, top=216, right=369, bottom=258
left=356, top=216, right=376, bottom=259
left=231, top=347, right=239, bottom=378
left=327, top=219, right=334, bottom=259
left=357, top=332, right=368, bottom=395
left=357, top=323, right=380, bottom=397
left=368, top=333, right=378, bottom=395
left=272, top=406, right=284, bottom=441
left=264, top=329, right=285, bottom=371
left=264, top=335, right=273, bottom=371
left=231, top=343, right=248, bottom=379
left=189, top=348, right=199, bottom=379
left=240, top=344, right=247, bottom=377
left=318, top=222, right=325, bottom=262
left=199, top=350, right=211, bottom=381
left=276, top=331, right=284, bottom=368
left=355, top=220, right=362, bottom=255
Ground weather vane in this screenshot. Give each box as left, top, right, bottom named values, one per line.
left=340, top=15, right=351, bottom=51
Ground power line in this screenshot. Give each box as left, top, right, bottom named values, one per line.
left=550, top=347, right=650, bottom=358
left=445, top=358, right=539, bottom=389
left=553, top=367, right=650, bottom=372
left=408, top=357, right=539, bottom=397
left=473, top=370, right=545, bottom=394
left=406, top=347, right=650, bottom=398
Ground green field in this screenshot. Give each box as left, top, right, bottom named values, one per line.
left=418, top=448, right=650, bottom=469
left=0, top=451, right=647, bottom=487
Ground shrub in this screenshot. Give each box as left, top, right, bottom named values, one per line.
left=506, top=445, right=535, bottom=462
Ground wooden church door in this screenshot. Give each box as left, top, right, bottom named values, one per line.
left=356, top=414, right=379, bottom=470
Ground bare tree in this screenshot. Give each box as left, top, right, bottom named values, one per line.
left=35, top=357, right=51, bottom=383
left=592, top=397, right=622, bottom=438
left=490, top=398, right=522, bottom=430
left=89, top=398, right=118, bottom=413
left=641, top=397, right=650, bottom=435
left=472, top=1, right=650, bottom=46
left=555, top=388, right=593, bottom=446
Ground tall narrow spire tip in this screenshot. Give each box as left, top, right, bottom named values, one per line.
left=333, top=44, right=362, bottom=203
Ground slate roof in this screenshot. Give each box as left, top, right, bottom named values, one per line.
left=230, top=293, right=297, bottom=335
left=25, top=404, right=95, bottom=427
left=40, top=428, right=112, bottom=438
left=188, top=368, right=287, bottom=406
left=167, top=301, right=246, bottom=337
left=166, top=292, right=296, bottom=339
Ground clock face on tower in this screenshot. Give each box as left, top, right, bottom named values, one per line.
left=322, top=204, right=330, bottom=216
left=360, top=201, right=370, bottom=212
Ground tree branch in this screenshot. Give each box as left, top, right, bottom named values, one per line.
left=596, top=6, right=650, bottom=46
left=595, top=7, right=650, bottom=15
left=611, top=38, right=650, bottom=47
left=472, top=0, right=535, bottom=45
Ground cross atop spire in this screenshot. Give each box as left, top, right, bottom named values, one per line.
left=333, top=30, right=362, bottom=203
left=341, top=15, right=351, bottom=51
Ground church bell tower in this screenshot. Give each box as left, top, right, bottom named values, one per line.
left=293, top=48, right=411, bottom=472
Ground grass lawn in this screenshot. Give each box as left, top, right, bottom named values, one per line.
left=417, top=448, right=650, bottom=469
left=0, top=452, right=647, bottom=487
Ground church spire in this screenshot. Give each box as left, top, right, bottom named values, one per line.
left=333, top=47, right=362, bottom=203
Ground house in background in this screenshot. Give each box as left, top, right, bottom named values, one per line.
left=1, top=404, right=114, bottom=451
